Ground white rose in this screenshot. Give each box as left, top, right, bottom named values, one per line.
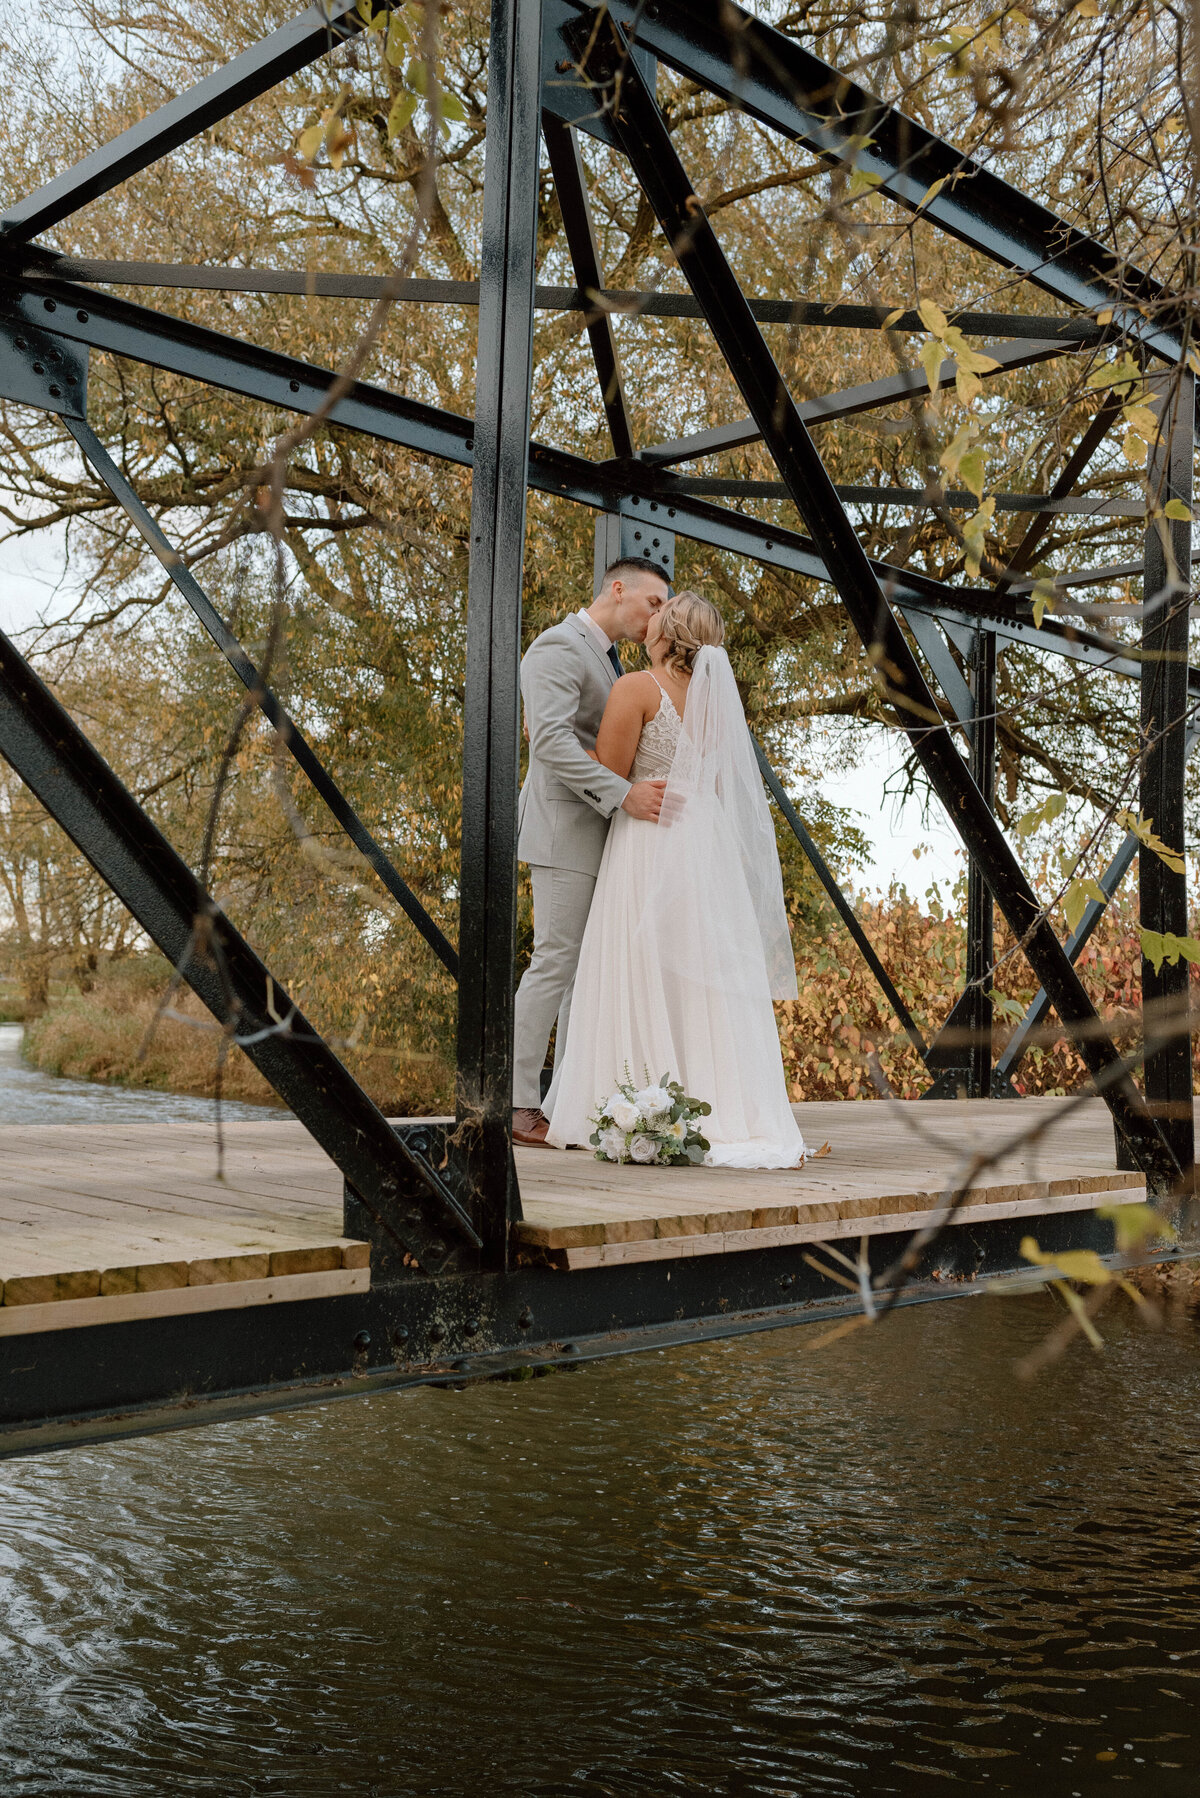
left=610, top=1098, right=640, bottom=1132
left=600, top=1127, right=627, bottom=1162
left=635, top=1084, right=672, bottom=1120
left=629, top=1133, right=659, bottom=1164
left=667, top=1117, right=688, bottom=1142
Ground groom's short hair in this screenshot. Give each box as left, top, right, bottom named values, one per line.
left=596, top=556, right=669, bottom=596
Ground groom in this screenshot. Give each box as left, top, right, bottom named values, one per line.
left=512, top=556, right=670, bottom=1146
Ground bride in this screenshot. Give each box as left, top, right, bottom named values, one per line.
left=544, top=591, right=805, bottom=1169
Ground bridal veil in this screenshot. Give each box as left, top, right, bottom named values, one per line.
left=638, top=646, right=798, bottom=1004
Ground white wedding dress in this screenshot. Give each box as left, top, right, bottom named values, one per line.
left=544, top=649, right=805, bottom=1169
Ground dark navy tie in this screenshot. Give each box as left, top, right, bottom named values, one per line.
left=607, top=645, right=623, bottom=679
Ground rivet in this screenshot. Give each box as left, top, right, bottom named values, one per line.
left=464, top=1317, right=480, bottom=1336
left=765, top=539, right=774, bottom=549
left=354, top=1328, right=371, bottom=1350
left=779, top=1273, right=794, bottom=1291
left=561, top=1342, right=579, bottom=1355
left=667, top=507, right=676, bottom=517
left=629, top=495, right=639, bottom=504
left=43, top=298, right=56, bottom=311
left=517, top=1306, right=533, bottom=1329
left=13, top=338, right=25, bottom=350
left=633, top=529, right=642, bottom=540
left=32, top=363, right=44, bottom=375
left=650, top=501, right=658, bottom=511
left=289, top=379, right=300, bottom=392
left=392, top=1324, right=410, bottom=1344
left=76, top=310, right=88, bottom=323
left=429, top=1321, right=446, bottom=1343
left=48, top=384, right=61, bottom=397
left=652, top=537, right=660, bottom=547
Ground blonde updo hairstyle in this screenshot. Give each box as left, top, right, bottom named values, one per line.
left=655, top=590, right=725, bottom=678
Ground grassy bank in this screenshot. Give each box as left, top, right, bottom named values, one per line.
left=21, top=958, right=454, bottom=1115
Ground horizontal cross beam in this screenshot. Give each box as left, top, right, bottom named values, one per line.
left=635, top=337, right=1074, bottom=469
left=672, top=478, right=1147, bottom=515
left=16, top=256, right=1105, bottom=339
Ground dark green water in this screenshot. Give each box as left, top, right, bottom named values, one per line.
left=0, top=1294, right=1196, bottom=1795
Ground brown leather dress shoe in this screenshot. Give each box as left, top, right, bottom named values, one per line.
left=512, top=1107, right=551, bottom=1146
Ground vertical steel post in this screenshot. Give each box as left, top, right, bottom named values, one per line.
left=964, top=626, right=996, bottom=1098
left=1139, top=370, right=1195, bottom=1180
left=455, top=0, right=543, bottom=1255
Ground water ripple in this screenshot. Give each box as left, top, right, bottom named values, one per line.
left=0, top=1298, right=1197, bottom=1794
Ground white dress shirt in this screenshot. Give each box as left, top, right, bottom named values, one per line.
left=576, top=608, right=614, bottom=654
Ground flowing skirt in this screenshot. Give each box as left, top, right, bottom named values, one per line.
left=544, top=813, right=805, bottom=1168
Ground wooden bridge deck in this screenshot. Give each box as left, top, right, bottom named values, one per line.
left=0, top=1097, right=1157, bottom=1333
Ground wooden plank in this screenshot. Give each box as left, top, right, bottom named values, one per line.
left=0, top=1265, right=370, bottom=1336
left=556, top=1186, right=1147, bottom=1269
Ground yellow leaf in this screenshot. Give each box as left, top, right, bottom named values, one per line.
left=917, top=298, right=949, bottom=336
left=1164, top=497, right=1193, bottom=521
left=440, top=90, right=468, bottom=122
left=848, top=166, right=883, bottom=196
left=387, top=89, right=419, bottom=139
left=880, top=306, right=905, bottom=330
left=1063, top=875, right=1106, bottom=934
left=955, top=366, right=983, bottom=405
left=1075, top=0, right=1099, bottom=15
left=1096, top=1202, right=1176, bottom=1251
left=296, top=122, right=324, bottom=164
left=958, top=447, right=987, bottom=500
left=917, top=175, right=948, bottom=210
left=1087, top=352, right=1139, bottom=393
left=961, top=496, right=996, bottom=578
left=1020, top=1238, right=1111, bottom=1285
left=1117, top=811, right=1185, bottom=872
left=920, top=337, right=946, bottom=394
left=1031, top=574, right=1057, bottom=627
left=1122, top=404, right=1160, bottom=442
left=1097, top=308, right=1114, bottom=325
left=385, top=10, right=409, bottom=64
left=1122, top=430, right=1147, bottom=464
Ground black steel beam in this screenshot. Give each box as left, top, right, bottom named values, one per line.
left=542, top=114, right=635, bottom=457
left=636, top=337, right=1073, bottom=470
left=0, top=624, right=479, bottom=1264
left=673, top=477, right=1145, bottom=515
left=596, top=21, right=1179, bottom=1187
left=64, top=416, right=458, bottom=978
left=568, top=0, right=1186, bottom=364
left=1, top=2, right=362, bottom=244
left=454, top=0, right=544, bottom=1256
left=16, top=255, right=1106, bottom=339
left=1139, top=373, right=1195, bottom=1172
left=752, top=736, right=928, bottom=1059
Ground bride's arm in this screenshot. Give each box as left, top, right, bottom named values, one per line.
left=594, top=673, right=655, bottom=778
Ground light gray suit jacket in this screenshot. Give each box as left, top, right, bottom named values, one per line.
left=517, top=615, right=632, bottom=876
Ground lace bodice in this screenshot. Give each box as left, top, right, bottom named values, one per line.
left=630, top=681, right=683, bottom=781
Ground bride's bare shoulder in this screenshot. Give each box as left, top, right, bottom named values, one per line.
left=611, top=669, right=660, bottom=713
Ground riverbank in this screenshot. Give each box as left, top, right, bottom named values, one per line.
left=18, top=960, right=453, bottom=1114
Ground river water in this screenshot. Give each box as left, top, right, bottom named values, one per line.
left=0, top=1040, right=1197, bottom=1794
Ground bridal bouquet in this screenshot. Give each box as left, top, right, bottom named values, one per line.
left=590, top=1072, right=711, bottom=1167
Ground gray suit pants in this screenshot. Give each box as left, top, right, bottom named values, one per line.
left=512, top=864, right=595, bottom=1109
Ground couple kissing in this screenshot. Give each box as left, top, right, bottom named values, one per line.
left=513, top=557, right=806, bottom=1170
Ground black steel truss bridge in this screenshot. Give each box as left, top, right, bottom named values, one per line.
left=0, top=0, right=1194, bottom=1454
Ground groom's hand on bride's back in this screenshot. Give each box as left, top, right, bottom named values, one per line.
left=622, top=779, right=667, bottom=822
